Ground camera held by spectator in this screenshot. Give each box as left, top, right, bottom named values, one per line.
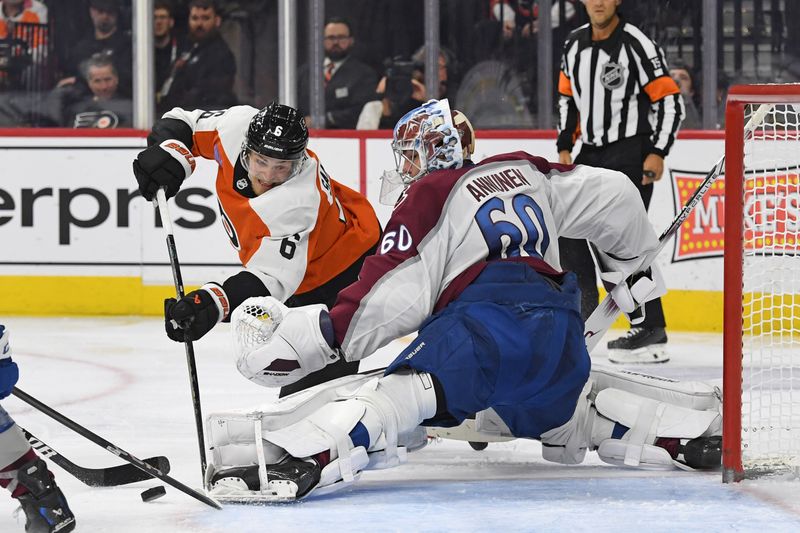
left=357, top=47, right=453, bottom=129
left=382, top=57, right=424, bottom=116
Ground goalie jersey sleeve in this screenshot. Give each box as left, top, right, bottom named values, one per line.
left=329, top=151, right=659, bottom=360
left=152, top=106, right=380, bottom=302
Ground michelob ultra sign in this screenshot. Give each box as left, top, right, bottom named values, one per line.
left=670, top=168, right=800, bottom=262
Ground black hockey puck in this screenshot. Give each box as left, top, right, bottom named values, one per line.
left=141, top=485, right=167, bottom=502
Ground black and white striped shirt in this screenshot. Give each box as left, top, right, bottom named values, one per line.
left=556, top=19, right=684, bottom=157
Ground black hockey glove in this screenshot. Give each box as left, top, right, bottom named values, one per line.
left=164, top=283, right=230, bottom=342
left=133, top=139, right=196, bottom=201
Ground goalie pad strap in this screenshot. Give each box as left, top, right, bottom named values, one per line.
left=254, top=417, right=270, bottom=492
left=597, top=439, right=675, bottom=469
left=623, top=398, right=662, bottom=467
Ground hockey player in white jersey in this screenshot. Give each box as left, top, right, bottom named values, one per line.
left=204, top=99, right=722, bottom=502
left=0, top=326, right=75, bottom=532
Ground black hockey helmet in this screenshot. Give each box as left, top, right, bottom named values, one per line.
left=243, top=102, right=308, bottom=161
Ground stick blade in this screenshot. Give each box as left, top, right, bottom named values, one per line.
left=97, top=456, right=171, bottom=487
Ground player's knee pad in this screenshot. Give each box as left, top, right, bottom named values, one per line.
left=592, top=388, right=721, bottom=469
left=589, top=366, right=720, bottom=411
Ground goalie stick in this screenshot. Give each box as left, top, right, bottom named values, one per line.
left=582, top=103, right=774, bottom=352
left=155, top=188, right=208, bottom=480
left=21, top=427, right=171, bottom=487
left=12, top=387, right=222, bottom=510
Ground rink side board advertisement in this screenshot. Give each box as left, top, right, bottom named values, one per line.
left=0, top=130, right=729, bottom=331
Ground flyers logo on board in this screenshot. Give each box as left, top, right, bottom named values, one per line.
left=670, top=168, right=800, bottom=262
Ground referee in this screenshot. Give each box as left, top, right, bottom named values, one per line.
left=556, top=0, right=684, bottom=364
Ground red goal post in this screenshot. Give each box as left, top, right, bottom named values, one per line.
left=723, top=84, right=800, bottom=482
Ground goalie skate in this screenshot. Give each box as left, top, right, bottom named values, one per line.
left=207, top=455, right=321, bottom=504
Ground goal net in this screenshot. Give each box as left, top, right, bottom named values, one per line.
left=723, top=84, right=800, bottom=482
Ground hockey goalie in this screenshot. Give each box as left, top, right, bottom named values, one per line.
left=204, top=99, right=722, bottom=503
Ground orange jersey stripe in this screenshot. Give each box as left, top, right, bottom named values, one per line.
left=644, top=75, right=680, bottom=103
left=558, top=70, right=573, bottom=97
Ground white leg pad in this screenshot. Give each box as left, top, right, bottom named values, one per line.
left=594, top=388, right=721, bottom=467
left=206, top=370, right=383, bottom=471
left=590, top=366, right=720, bottom=410
left=595, top=388, right=721, bottom=441
left=207, top=369, right=437, bottom=494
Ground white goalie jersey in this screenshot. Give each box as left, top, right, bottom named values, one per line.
left=329, top=151, right=661, bottom=360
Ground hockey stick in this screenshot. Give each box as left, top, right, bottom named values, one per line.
left=22, top=426, right=171, bottom=487
left=12, top=387, right=222, bottom=509
left=154, top=188, right=207, bottom=480
left=583, top=103, right=774, bottom=352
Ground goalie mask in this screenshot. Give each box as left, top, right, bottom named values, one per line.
left=241, top=102, right=309, bottom=192
left=381, top=99, right=475, bottom=205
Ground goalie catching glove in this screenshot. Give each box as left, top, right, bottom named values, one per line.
left=232, top=296, right=340, bottom=388
left=165, top=283, right=230, bottom=342
left=133, top=139, right=196, bottom=201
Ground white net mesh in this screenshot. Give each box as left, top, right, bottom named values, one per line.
left=230, top=297, right=286, bottom=359
left=740, top=103, right=800, bottom=476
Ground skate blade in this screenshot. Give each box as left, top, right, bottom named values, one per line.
left=607, top=345, right=669, bottom=364
left=209, top=479, right=298, bottom=504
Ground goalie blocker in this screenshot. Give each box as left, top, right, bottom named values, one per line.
left=204, top=363, right=722, bottom=503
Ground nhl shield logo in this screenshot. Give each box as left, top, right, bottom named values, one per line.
left=236, top=178, right=249, bottom=190
left=600, top=61, right=625, bottom=90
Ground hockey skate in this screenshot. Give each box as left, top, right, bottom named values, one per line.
left=607, top=327, right=669, bottom=364
left=15, top=458, right=75, bottom=533
left=207, top=454, right=322, bottom=504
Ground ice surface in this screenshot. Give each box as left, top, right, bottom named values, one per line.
left=1, top=318, right=799, bottom=532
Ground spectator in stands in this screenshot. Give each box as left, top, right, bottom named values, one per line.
left=66, top=52, right=131, bottom=128
left=0, top=0, right=48, bottom=90
left=356, top=45, right=453, bottom=130
left=298, top=16, right=378, bottom=129
left=154, top=0, right=185, bottom=98
left=57, top=0, right=132, bottom=98
left=669, top=58, right=701, bottom=129
left=0, top=0, right=48, bottom=40
left=454, top=0, right=536, bottom=128
left=158, top=0, right=236, bottom=113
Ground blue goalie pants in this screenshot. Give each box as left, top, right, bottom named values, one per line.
left=386, top=261, right=591, bottom=439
